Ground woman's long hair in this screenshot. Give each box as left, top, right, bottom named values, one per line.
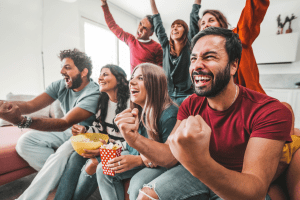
left=98, top=64, right=130, bottom=130
left=131, top=63, right=175, bottom=141
left=169, top=19, right=189, bottom=57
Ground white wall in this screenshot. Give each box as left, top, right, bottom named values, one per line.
left=0, top=0, right=44, bottom=99
left=256, top=0, right=300, bottom=74
left=0, top=0, right=140, bottom=99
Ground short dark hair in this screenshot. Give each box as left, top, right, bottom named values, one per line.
left=59, top=48, right=93, bottom=79
left=145, top=15, right=154, bottom=32
left=191, top=27, right=242, bottom=68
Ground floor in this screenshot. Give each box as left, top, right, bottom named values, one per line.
left=0, top=173, right=102, bottom=200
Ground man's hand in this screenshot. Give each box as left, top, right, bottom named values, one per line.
left=101, top=0, right=107, bottom=6
left=114, top=108, right=140, bottom=146
left=107, top=155, right=142, bottom=173
left=141, top=154, right=157, bottom=168
left=0, top=101, right=23, bottom=125
left=168, top=115, right=211, bottom=171
left=72, top=124, right=87, bottom=136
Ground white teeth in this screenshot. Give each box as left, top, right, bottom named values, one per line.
left=195, top=76, right=211, bottom=81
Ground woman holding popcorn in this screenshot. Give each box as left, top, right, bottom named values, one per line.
left=54, top=64, right=130, bottom=200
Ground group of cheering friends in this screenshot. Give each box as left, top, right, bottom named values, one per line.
left=1, top=0, right=300, bottom=199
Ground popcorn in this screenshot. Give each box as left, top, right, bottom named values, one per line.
left=100, top=144, right=122, bottom=176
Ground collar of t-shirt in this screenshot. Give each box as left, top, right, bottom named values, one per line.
left=138, top=39, right=151, bottom=43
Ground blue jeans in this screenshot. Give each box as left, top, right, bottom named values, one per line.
left=96, top=151, right=167, bottom=200
left=54, top=152, right=100, bottom=200
left=144, top=165, right=272, bottom=200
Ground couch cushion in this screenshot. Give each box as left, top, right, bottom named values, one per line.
left=0, top=127, right=33, bottom=175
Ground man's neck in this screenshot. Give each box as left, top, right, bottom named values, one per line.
left=206, top=81, right=239, bottom=111
left=73, top=78, right=90, bottom=92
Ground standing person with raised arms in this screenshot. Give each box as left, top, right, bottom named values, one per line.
left=101, top=0, right=163, bottom=73
left=150, top=0, right=201, bottom=105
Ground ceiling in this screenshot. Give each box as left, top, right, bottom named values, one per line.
left=108, top=0, right=291, bottom=27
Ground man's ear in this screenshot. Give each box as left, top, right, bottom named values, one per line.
left=230, top=59, right=239, bottom=76
left=81, top=68, right=89, bottom=78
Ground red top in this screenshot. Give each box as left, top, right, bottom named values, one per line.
left=102, top=5, right=163, bottom=73
left=178, top=85, right=292, bottom=172
left=233, top=0, right=269, bottom=94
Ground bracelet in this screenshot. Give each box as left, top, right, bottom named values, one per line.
left=18, top=116, right=32, bottom=129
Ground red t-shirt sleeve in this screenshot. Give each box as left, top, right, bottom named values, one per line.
left=250, top=101, right=292, bottom=142
left=177, top=95, right=192, bottom=121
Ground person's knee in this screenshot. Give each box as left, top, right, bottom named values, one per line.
left=15, top=131, right=34, bottom=156
left=137, top=187, right=159, bottom=200
left=85, top=158, right=99, bottom=175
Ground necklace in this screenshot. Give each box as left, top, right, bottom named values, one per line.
left=229, top=84, right=238, bottom=107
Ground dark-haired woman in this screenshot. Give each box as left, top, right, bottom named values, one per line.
left=54, top=64, right=130, bottom=200
left=150, top=0, right=202, bottom=106
left=97, top=63, right=178, bottom=200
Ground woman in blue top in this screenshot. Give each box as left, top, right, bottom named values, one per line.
left=150, top=0, right=202, bottom=105
left=97, top=63, right=178, bottom=200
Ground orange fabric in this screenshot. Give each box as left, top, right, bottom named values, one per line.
left=233, top=0, right=269, bottom=94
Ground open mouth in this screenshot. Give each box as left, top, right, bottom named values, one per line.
left=131, top=89, right=139, bottom=96
left=64, top=76, right=71, bottom=85
left=194, top=75, right=211, bottom=87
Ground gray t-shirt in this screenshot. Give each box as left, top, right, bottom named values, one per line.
left=45, top=78, right=100, bottom=127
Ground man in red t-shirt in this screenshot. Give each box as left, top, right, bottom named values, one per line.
left=115, top=27, right=292, bottom=200
left=101, top=0, right=163, bottom=73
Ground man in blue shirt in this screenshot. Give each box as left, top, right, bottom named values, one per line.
left=0, top=49, right=100, bottom=199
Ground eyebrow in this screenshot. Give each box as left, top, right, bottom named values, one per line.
left=191, top=51, right=218, bottom=57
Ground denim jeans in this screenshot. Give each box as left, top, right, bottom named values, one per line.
left=96, top=151, right=167, bottom=200
left=54, top=152, right=101, bottom=200
left=144, top=165, right=272, bottom=200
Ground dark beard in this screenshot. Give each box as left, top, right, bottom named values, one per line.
left=67, top=73, right=82, bottom=90
left=193, top=63, right=231, bottom=98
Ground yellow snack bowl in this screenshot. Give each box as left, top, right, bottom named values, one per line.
left=70, top=133, right=109, bottom=155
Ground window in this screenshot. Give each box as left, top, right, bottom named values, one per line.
left=83, top=21, right=130, bottom=81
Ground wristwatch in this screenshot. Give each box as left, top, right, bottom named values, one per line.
left=17, top=116, right=33, bottom=129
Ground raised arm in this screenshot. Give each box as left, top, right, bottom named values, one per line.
left=234, top=0, right=270, bottom=46
left=150, top=0, right=158, bottom=15
left=115, top=108, right=180, bottom=168
left=150, top=0, right=169, bottom=47
left=189, top=0, right=201, bottom=41
left=101, top=0, right=134, bottom=44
